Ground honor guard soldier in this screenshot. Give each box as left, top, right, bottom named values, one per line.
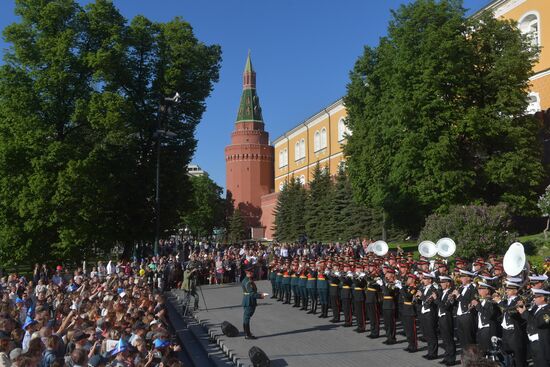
left=381, top=267, right=399, bottom=344
left=275, top=266, right=284, bottom=302
left=418, top=272, right=438, bottom=360
left=329, top=263, right=341, bottom=323
left=471, top=281, right=501, bottom=354
left=291, top=262, right=300, bottom=307
left=518, top=288, right=550, bottom=367
left=366, top=262, right=381, bottom=338
left=435, top=275, right=457, bottom=366
left=306, top=261, right=318, bottom=314
left=299, top=262, right=309, bottom=310
left=494, top=280, right=527, bottom=367
left=242, top=266, right=266, bottom=339
left=452, top=269, right=477, bottom=348
left=282, top=263, right=292, bottom=304
left=352, top=264, right=367, bottom=333
left=400, top=273, right=419, bottom=353
left=316, top=261, right=330, bottom=318
left=268, top=260, right=278, bottom=299
left=340, top=263, right=354, bottom=327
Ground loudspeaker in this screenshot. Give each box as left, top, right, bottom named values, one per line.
left=249, top=346, right=270, bottom=367
left=221, top=321, right=239, bottom=337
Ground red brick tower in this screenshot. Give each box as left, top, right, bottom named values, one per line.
left=225, top=53, right=274, bottom=229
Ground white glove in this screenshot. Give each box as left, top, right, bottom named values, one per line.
left=376, top=279, right=383, bottom=286
left=395, top=280, right=402, bottom=289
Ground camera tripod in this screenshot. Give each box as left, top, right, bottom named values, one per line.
left=181, top=284, right=208, bottom=319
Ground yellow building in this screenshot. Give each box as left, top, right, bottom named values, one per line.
left=261, top=0, right=550, bottom=239
left=272, top=98, right=349, bottom=191
left=475, top=0, right=550, bottom=111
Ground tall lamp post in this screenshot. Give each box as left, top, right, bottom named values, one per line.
left=154, top=92, right=180, bottom=256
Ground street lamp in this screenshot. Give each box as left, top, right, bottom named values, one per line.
left=153, top=93, right=180, bottom=256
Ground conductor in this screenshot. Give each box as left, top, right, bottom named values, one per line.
left=242, top=266, right=268, bottom=339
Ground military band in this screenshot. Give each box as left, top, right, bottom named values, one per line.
left=257, top=249, right=550, bottom=367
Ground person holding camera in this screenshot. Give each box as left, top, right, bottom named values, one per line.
left=181, top=261, right=200, bottom=311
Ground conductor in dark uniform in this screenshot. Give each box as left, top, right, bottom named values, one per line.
left=518, top=288, right=550, bottom=367
left=242, top=266, right=267, bottom=339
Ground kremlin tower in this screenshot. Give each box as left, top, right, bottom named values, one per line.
left=225, top=53, right=274, bottom=231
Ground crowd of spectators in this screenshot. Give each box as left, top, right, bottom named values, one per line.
left=0, top=258, right=184, bottom=367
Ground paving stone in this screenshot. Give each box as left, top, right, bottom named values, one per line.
left=181, top=281, right=446, bottom=367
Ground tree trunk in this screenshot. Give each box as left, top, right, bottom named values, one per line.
left=382, top=210, right=387, bottom=241
left=544, top=217, right=549, bottom=241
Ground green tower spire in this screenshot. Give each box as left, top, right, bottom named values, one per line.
left=236, top=52, right=263, bottom=123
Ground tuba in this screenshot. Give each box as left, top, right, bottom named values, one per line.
left=436, top=238, right=456, bottom=258
left=503, top=242, right=530, bottom=288
left=418, top=240, right=437, bottom=258
left=372, top=240, right=389, bottom=257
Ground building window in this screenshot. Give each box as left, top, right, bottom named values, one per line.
left=279, top=182, right=284, bottom=191
left=279, top=148, right=288, bottom=168
left=527, top=92, right=541, bottom=115
left=338, top=118, right=346, bottom=141
left=294, top=141, right=300, bottom=161
left=519, top=12, right=540, bottom=48
left=300, top=139, right=306, bottom=159
left=320, top=128, right=327, bottom=149
left=299, top=175, right=306, bottom=185
left=314, top=131, right=321, bottom=152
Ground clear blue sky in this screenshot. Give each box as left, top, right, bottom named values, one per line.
left=0, top=0, right=483, bottom=189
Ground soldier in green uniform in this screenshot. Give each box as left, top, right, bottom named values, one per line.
left=275, top=265, right=284, bottom=302
left=268, top=259, right=278, bottom=299
left=329, top=262, right=341, bottom=323
left=316, top=261, right=330, bottom=318
left=306, top=260, right=318, bottom=314
left=242, top=266, right=266, bottom=339
left=299, top=261, right=309, bottom=311
left=352, top=264, right=367, bottom=332
left=291, top=261, right=301, bottom=307
left=282, top=262, right=292, bottom=304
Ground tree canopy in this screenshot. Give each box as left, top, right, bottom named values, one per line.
left=181, top=175, right=226, bottom=239
left=0, top=0, right=221, bottom=264
left=344, top=0, right=544, bottom=234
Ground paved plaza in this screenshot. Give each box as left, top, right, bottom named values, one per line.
left=189, top=280, right=447, bottom=367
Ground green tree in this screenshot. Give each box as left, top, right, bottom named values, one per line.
left=228, top=209, right=246, bottom=243
left=181, top=175, right=225, bottom=238
left=273, top=177, right=307, bottom=242
left=420, top=204, right=516, bottom=258
left=344, top=0, right=543, bottom=234
left=305, top=164, right=333, bottom=242
left=0, top=0, right=221, bottom=263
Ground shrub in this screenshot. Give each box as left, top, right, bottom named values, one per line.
left=420, top=204, right=516, bottom=259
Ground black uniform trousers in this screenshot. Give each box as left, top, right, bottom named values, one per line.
left=341, top=298, right=353, bottom=326
left=456, top=313, right=476, bottom=348
left=401, top=314, right=417, bottom=351
left=366, top=302, right=380, bottom=336
left=354, top=300, right=366, bottom=330
left=439, top=313, right=456, bottom=363
left=419, top=311, right=438, bottom=357
left=382, top=308, right=396, bottom=341
left=502, top=328, right=527, bottom=367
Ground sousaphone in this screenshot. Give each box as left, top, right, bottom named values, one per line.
left=418, top=240, right=437, bottom=258
left=372, top=240, right=389, bottom=257
left=436, top=237, right=456, bottom=258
